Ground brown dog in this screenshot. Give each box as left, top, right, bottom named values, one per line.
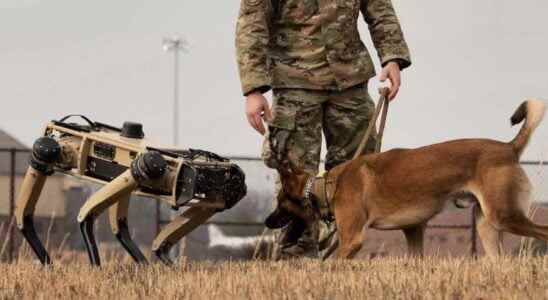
left=275, top=99, right=546, bottom=259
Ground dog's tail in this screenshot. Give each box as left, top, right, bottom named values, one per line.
left=510, top=99, right=546, bottom=157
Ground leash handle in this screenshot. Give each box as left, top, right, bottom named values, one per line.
left=375, top=88, right=390, bottom=153
left=352, top=87, right=390, bottom=160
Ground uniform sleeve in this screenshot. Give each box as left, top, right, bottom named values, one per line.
left=235, top=0, right=273, bottom=96
left=361, top=0, right=412, bottom=70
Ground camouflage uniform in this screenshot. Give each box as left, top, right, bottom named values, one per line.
left=235, top=0, right=411, bottom=259
left=264, top=86, right=379, bottom=258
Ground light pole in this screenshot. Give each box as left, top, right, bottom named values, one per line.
left=160, top=36, right=188, bottom=259
left=162, top=36, right=188, bottom=147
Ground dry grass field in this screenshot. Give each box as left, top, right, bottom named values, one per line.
left=0, top=256, right=547, bottom=299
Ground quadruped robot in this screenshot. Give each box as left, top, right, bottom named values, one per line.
left=15, top=115, right=247, bottom=266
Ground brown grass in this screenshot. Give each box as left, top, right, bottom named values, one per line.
left=0, top=256, right=547, bottom=299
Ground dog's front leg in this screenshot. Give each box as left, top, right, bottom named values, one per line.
left=334, top=210, right=367, bottom=259
left=403, top=224, right=426, bottom=257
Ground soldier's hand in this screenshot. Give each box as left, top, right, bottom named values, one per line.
left=245, top=92, right=272, bottom=135
left=379, top=61, right=401, bottom=101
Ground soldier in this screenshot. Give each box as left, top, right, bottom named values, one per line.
left=236, top=0, right=411, bottom=259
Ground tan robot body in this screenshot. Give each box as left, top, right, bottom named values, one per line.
left=15, top=116, right=247, bottom=266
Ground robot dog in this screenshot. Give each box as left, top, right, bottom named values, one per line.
left=15, top=115, right=246, bottom=266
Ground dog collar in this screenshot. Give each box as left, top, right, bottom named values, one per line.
left=303, top=175, right=315, bottom=204
left=303, top=172, right=335, bottom=223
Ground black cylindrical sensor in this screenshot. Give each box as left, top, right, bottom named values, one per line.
left=29, top=136, right=61, bottom=175
left=130, top=151, right=167, bottom=182
left=121, top=122, right=145, bottom=139
left=32, top=137, right=61, bottom=164
left=142, top=151, right=167, bottom=179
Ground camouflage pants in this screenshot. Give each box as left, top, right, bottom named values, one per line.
left=262, top=84, right=378, bottom=259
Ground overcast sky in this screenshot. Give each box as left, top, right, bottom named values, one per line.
left=0, top=0, right=546, bottom=161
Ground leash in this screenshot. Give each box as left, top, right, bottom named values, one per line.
left=353, top=87, right=391, bottom=159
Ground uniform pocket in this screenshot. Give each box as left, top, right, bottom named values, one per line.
left=268, top=90, right=301, bottom=130
left=268, top=109, right=296, bottom=130
left=262, top=95, right=298, bottom=169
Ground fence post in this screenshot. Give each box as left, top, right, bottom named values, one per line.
left=8, top=148, right=16, bottom=262
left=470, top=205, right=477, bottom=257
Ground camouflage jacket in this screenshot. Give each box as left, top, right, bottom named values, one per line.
left=235, top=0, right=411, bottom=96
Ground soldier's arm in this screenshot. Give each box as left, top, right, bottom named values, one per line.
left=361, top=0, right=411, bottom=70
left=235, top=0, right=273, bottom=96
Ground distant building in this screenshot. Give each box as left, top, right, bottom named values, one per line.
left=0, top=129, right=67, bottom=218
